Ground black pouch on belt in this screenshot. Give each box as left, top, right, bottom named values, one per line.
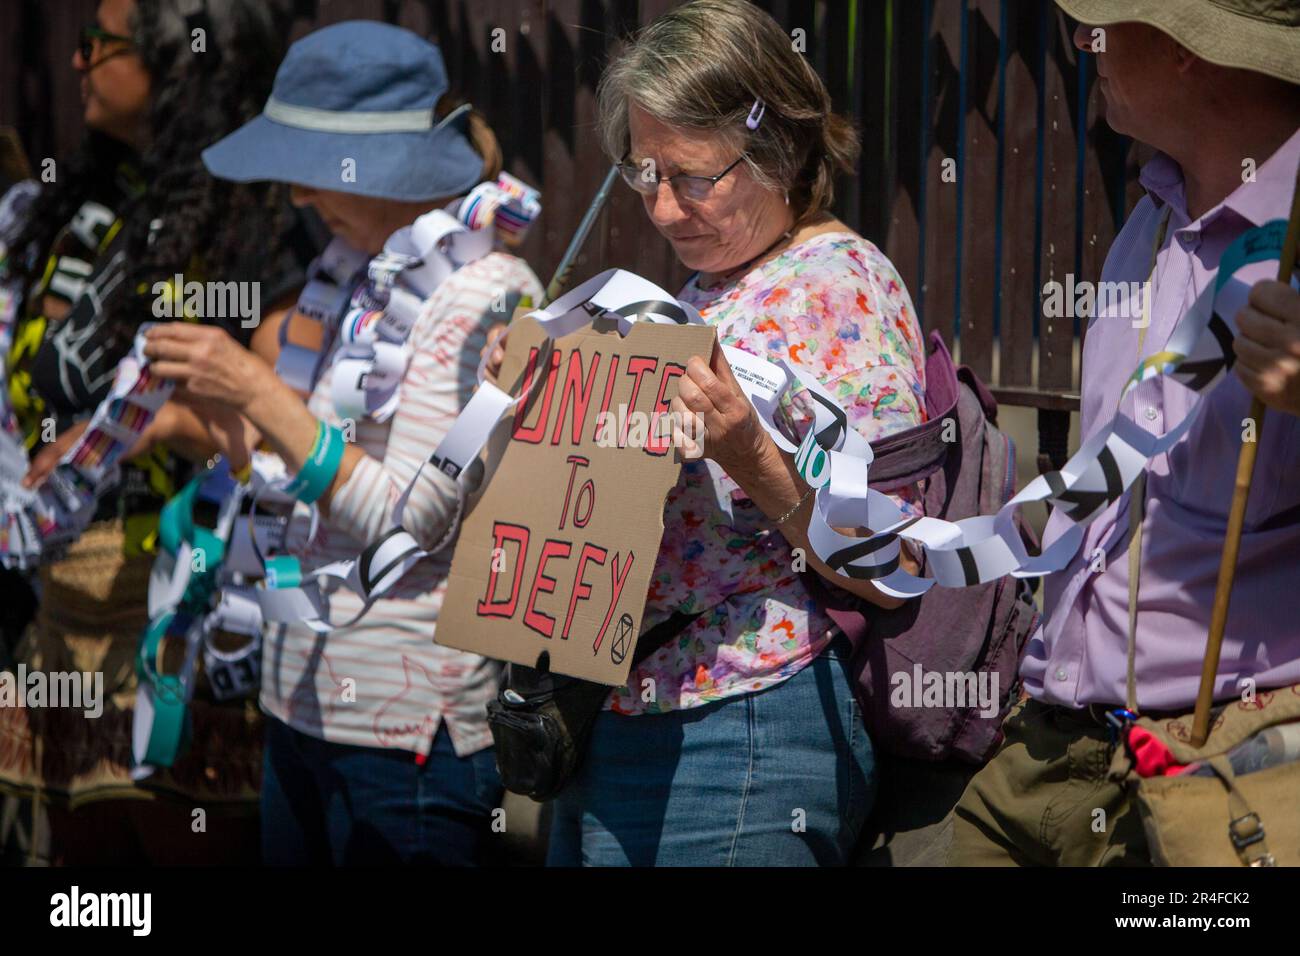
left=486, top=611, right=700, bottom=801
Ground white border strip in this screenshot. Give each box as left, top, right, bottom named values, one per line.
left=264, top=96, right=433, bottom=134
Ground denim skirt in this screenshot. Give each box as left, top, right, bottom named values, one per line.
left=547, top=637, right=875, bottom=866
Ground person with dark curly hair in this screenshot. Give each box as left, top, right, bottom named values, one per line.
left=0, top=0, right=307, bottom=864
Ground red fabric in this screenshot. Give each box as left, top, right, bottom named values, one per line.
left=1127, top=725, right=1192, bottom=777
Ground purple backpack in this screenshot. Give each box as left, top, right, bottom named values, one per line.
left=804, top=332, right=1039, bottom=765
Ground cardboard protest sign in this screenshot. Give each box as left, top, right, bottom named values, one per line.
left=437, top=312, right=716, bottom=685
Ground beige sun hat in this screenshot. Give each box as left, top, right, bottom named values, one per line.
left=1056, top=0, right=1300, bottom=85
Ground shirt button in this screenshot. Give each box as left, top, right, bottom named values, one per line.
left=1055, top=667, right=1069, bottom=682
left=1145, top=406, right=1158, bottom=421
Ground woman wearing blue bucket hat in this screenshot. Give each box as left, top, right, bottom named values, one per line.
left=144, top=20, right=545, bottom=865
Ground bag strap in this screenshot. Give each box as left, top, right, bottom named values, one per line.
left=504, top=609, right=700, bottom=699
left=799, top=568, right=871, bottom=642
left=1205, top=754, right=1276, bottom=867
left=1123, top=209, right=1171, bottom=713
left=863, top=332, right=959, bottom=490
left=1125, top=472, right=1144, bottom=714
left=634, top=610, right=702, bottom=666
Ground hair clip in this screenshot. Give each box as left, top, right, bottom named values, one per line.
left=746, top=98, right=766, bottom=131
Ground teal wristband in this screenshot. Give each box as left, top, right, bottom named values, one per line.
left=286, top=421, right=345, bottom=504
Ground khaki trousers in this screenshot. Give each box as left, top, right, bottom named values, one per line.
left=951, top=697, right=1150, bottom=866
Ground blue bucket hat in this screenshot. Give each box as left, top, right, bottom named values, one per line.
left=202, top=21, right=484, bottom=201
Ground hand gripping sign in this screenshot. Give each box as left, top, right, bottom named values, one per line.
left=434, top=275, right=717, bottom=684
left=431, top=223, right=1289, bottom=681
left=252, top=269, right=711, bottom=636
left=255, top=215, right=1291, bottom=666
left=41, top=216, right=1290, bottom=663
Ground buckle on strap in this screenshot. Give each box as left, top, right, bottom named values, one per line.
left=1103, top=707, right=1138, bottom=743
left=1229, top=812, right=1266, bottom=850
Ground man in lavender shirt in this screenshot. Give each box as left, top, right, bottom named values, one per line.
left=952, top=0, right=1300, bottom=865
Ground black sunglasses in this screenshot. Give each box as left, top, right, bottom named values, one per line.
left=78, top=23, right=134, bottom=66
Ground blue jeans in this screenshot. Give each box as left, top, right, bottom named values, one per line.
left=547, top=639, right=875, bottom=866
left=261, top=716, right=503, bottom=865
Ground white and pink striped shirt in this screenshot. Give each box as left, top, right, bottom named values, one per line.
left=260, top=251, right=544, bottom=759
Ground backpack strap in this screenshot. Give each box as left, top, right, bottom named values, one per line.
left=799, top=568, right=872, bottom=642
left=865, top=331, right=960, bottom=491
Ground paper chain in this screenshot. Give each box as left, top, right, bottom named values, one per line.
left=1, top=332, right=172, bottom=570
left=0, top=173, right=542, bottom=575
left=430, top=219, right=1291, bottom=600
left=2, top=219, right=1286, bottom=632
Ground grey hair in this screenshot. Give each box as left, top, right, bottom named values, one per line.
left=596, top=0, right=859, bottom=222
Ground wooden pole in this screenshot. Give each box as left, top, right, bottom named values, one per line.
left=542, top=163, right=619, bottom=306
left=1191, top=162, right=1300, bottom=746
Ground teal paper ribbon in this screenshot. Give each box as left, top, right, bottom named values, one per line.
left=134, top=466, right=229, bottom=769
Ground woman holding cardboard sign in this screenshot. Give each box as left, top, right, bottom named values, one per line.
left=484, top=0, right=927, bottom=866
left=144, top=22, right=544, bottom=864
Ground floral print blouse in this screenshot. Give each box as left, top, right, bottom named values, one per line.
left=607, top=231, right=927, bottom=715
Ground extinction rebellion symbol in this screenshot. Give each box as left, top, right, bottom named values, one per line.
left=610, top=613, right=635, bottom=664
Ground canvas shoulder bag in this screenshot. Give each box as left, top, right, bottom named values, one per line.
left=1109, top=472, right=1300, bottom=867
left=1108, top=213, right=1300, bottom=866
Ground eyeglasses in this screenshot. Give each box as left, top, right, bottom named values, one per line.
left=617, top=153, right=745, bottom=202
left=78, top=23, right=134, bottom=67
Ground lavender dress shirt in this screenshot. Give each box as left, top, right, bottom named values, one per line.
left=1022, top=127, right=1300, bottom=711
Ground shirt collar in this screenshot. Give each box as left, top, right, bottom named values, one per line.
left=1139, top=125, right=1300, bottom=231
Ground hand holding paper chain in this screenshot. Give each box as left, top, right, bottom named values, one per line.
left=427, top=221, right=1292, bottom=602
left=239, top=180, right=543, bottom=634
left=794, top=219, right=1291, bottom=595
left=133, top=219, right=1292, bottom=635
left=242, top=187, right=542, bottom=630
left=283, top=175, right=542, bottom=427
left=0, top=330, right=173, bottom=569
left=153, top=184, right=538, bottom=634
left=248, top=269, right=706, bottom=633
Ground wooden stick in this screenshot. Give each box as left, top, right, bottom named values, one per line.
left=1192, top=162, right=1300, bottom=746
left=542, top=163, right=619, bottom=306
